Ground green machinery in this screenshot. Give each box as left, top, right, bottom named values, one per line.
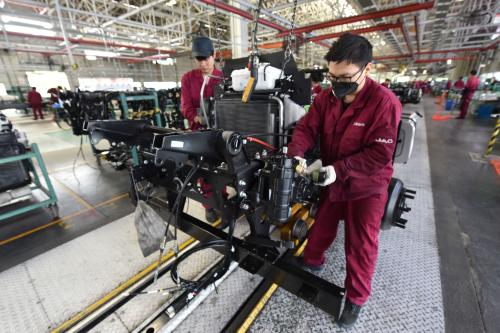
left=90, top=91, right=162, bottom=167
left=118, top=92, right=162, bottom=166
left=0, top=143, right=59, bottom=221
left=118, top=91, right=162, bottom=126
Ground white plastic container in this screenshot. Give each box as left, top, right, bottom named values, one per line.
left=231, top=63, right=282, bottom=91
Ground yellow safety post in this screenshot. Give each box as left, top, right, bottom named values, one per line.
left=484, top=117, right=500, bottom=157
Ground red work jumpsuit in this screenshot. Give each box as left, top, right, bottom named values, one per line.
left=27, top=90, right=44, bottom=119
left=181, top=68, right=225, bottom=208
left=311, top=84, right=322, bottom=100
left=459, top=76, right=480, bottom=118
left=181, top=68, right=223, bottom=130
left=453, top=79, right=465, bottom=90
left=288, top=77, right=402, bottom=306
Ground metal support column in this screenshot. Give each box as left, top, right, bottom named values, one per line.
left=230, top=0, right=249, bottom=59
left=54, top=0, right=77, bottom=88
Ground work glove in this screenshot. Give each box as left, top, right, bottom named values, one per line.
left=305, top=159, right=322, bottom=174
left=315, top=165, right=336, bottom=187
left=294, top=156, right=308, bottom=175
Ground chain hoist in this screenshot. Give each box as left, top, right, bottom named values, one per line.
left=212, top=0, right=224, bottom=74
left=242, top=0, right=263, bottom=102
left=280, top=0, right=298, bottom=79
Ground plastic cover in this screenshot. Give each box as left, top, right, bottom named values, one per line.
left=133, top=200, right=174, bottom=257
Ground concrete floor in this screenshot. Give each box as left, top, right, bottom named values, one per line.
left=423, top=98, right=500, bottom=333
left=1, top=98, right=499, bottom=332
left=0, top=112, right=135, bottom=272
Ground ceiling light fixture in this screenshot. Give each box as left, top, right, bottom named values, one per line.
left=3, top=24, right=56, bottom=37
left=1, top=15, right=53, bottom=29
left=83, top=49, right=120, bottom=58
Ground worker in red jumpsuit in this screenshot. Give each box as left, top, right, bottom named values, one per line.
left=454, top=76, right=465, bottom=90
left=181, top=36, right=224, bottom=222
left=381, top=78, right=391, bottom=88
left=288, top=33, right=402, bottom=328
left=27, top=87, right=44, bottom=120
left=458, top=70, right=480, bottom=119
left=446, top=79, right=452, bottom=90
left=310, top=71, right=323, bottom=101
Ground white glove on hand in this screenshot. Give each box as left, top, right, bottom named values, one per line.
left=305, top=159, right=322, bottom=174
left=294, top=156, right=308, bottom=175
left=316, top=165, right=336, bottom=186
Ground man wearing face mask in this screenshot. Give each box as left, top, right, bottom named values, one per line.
left=181, top=36, right=224, bottom=222
left=288, top=33, right=402, bottom=328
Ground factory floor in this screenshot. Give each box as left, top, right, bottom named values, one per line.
left=0, top=110, right=135, bottom=272
left=0, top=98, right=499, bottom=332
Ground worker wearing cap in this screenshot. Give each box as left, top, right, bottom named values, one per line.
left=181, top=36, right=224, bottom=222
left=288, top=33, right=402, bottom=328
left=181, top=36, right=223, bottom=130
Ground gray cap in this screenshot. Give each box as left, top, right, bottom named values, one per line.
left=192, top=36, right=214, bottom=58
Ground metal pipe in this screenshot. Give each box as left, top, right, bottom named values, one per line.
left=270, top=96, right=284, bottom=136
left=275, top=1, right=435, bottom=37
left=54, top=0, right=75, bottom=67
left=200, top=76, right=210, bottom=129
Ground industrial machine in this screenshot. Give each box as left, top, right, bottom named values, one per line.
left=390, top=83, right=423, bottom=104
left=157, top=88, right=184, bottom=129
left=0, top=113, right=58, bottom=221
left=81, top=0, right=418, bottom=320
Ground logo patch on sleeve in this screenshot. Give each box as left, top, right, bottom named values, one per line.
left=375, top=138, right=393, bottom=144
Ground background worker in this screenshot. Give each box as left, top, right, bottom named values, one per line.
left=181, top=36, right=224, bottom=222
left=454, top=76, right=465, bottom=90
left=381, top=78, right=391, bottom=88
left=458, top=70, right=480, bottom=119
left=27, top=87, right=43, bottom=120
left=288, top=33, right=402, bottom=328
left=311, top=71, right=324, bottom=100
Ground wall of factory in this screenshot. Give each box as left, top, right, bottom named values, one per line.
left=0, top=50, right=196, bottom=91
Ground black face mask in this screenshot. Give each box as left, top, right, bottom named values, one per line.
left=331, top=81, right=359, bottom=98
left=329, top=65, right=366, bottom=98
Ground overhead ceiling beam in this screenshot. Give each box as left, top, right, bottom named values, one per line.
left=275, top=1, right=435, bottom=37
left=415, top=57, right=476, bottom=64
left=4, top=31, right=176, bottom=54
left=416, top=47, right=487, bottom=55
left=374, top=54, right=411, bottom=61
left=308, top=22, right=402, bottom=42
left=196, top=0, right=329, bottom=49
left=196, top=0, right=287, bottom=32
left=259, top=22, right=402, bottom=50
left=414, top=15, right=420, bottom=54
left=269, top=0, right=311, bottom=12
left=401, top=22, right=413, bottom=56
